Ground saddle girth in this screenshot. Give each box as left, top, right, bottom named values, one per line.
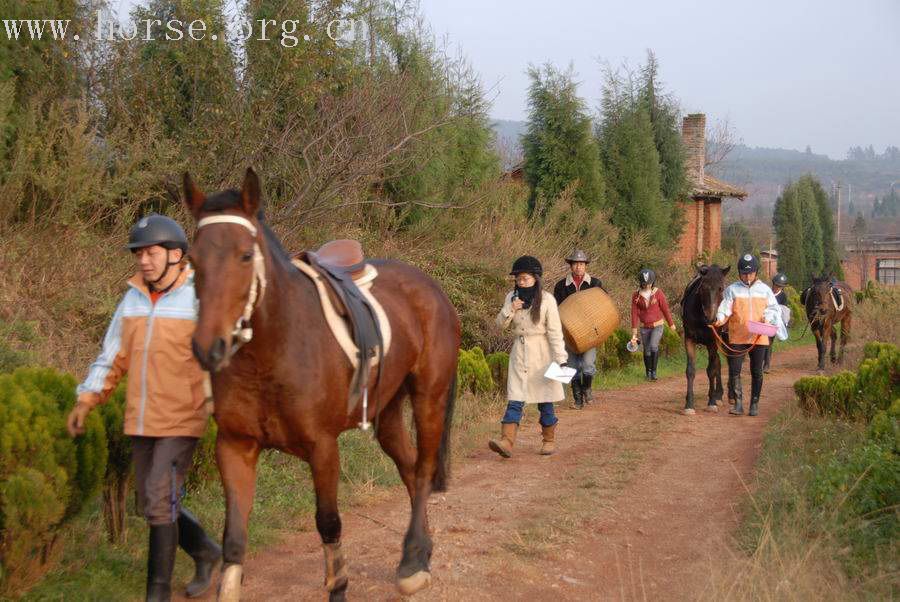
left=305, top=251, right=385, bottom=428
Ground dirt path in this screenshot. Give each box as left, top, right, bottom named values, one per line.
left=186, top=345, right=818, bottom=601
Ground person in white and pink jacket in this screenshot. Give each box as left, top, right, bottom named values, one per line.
left=713, top=254, right=786, bottom=417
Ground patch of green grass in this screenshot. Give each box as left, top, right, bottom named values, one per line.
left=716, top=403, right=897, bottom=600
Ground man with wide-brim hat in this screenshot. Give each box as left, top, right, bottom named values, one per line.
left=553, top=249, right=606, bottom=409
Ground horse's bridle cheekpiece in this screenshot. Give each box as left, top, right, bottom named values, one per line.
left=196, top=215, right=267, bottom=359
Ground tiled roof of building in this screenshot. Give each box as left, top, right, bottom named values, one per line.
left=691, top=173, right=747, bottom=199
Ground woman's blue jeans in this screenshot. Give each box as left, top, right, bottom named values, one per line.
left=500, top=400, right=558, bottom=427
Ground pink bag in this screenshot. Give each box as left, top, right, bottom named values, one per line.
left=747, top=320, right=778, bottom=337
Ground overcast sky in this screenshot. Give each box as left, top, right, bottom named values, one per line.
left=113, top=0, right=899, bottom=159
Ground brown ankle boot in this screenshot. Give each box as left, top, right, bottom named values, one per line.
left=540, top=423, right=557, bottom=455
left=488, top=422, right=518, bottom=458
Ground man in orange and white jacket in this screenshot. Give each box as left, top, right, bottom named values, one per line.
left=713, top=254, right=784, bottom=417
left=66, top=215, right=220, bottom=602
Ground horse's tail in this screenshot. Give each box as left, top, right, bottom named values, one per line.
left=431, top=372, right=457, bottom=493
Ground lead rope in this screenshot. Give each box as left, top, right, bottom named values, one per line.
left=707, top=324, right=760, bottom=357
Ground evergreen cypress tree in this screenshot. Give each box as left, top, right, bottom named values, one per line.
left=798, top=178, right=824, bottom=281
left=804, top=175, right=843, bottom=278
left=773, top=182, right=806, bottom=283
left=522, top=63, right=605, bottom=214
left=640, top=51, right=687, bottom=206
left=597, top=62, right=670, bottom=245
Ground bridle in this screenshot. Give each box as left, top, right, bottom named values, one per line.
left=195, top=215, right=267, bottom=358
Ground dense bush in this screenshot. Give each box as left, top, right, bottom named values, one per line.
left=794, top=342, right=898, bottom=421
left=0, top=367, right=107, bottom=593
left=98, top=383, right=131, bottom=543
left=457, top=347, right=494, bottom=394
left=807, top=441, right=899, bottom=571
left=868, top=398, right=899, bottom=452
left=856, top=344, right=899, bottom=420
left=595, top=328, right=639, bottom=371
left=863, top=341, right=897, bottom=361
left=658, top=324, right=681, bottom=357
left=791, top=342, right=899, bottom=570
left=485, top=352, right=509, bottom=393
left=782, top=285, right=804, bottom=328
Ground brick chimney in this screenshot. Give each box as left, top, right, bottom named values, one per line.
left=682, top=113, right=706, bottom=185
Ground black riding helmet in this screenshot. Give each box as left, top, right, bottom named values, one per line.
left=638, top=268, right=656, bottom=287
left=126, top=214, right=189, bottom=253
left=510, top=255, right=543, bottom=277
left=737, top=253, right=760, bottom=275
left=773, top=272, right=788, bottom=287
left=126, top=214, right=188, bottom=289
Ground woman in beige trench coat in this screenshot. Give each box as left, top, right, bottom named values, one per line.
left=489, top=255, right=568, bottom=458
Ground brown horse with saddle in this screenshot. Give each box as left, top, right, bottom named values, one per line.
left=802, top=275, right=853, bottom=372
left=182, top=168, right=460, bottom=601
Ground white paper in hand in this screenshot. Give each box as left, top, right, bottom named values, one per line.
left=544, top=362, right=577, bottom=384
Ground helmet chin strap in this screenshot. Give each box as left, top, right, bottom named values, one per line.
left=147, top=249, right=183, bottom=293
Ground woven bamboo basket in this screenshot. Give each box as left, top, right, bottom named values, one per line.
left=558, top=287, right=620, bottom=353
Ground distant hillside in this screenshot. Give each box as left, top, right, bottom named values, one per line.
left=710, top=145, right=900, bottom=223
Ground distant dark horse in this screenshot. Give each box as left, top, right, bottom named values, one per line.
left=803, top=275, right=853, bottom=372
left=680, top=264, right=731, bottom=415
left=183, top=169, right=461, bottom=601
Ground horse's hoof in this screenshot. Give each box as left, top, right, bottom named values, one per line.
left=218, top=564, right=243, bottom=602
left=397, top=570, right=432, bottom=596
left=704, top=404, right=718, bottom=412
left=682, top=408, right=696, bottom=415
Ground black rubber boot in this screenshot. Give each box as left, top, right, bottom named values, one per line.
left=729, top=376, right=744, bottom=415
left=570, top=379, right=584, bottom=409
left=581, top=374, right=594, bottom=404
left=178, top=509, right=222, bottom=598
left=748, top=397, right=759, bottom=416
left=147, top=523, right=178, bottom=602
left=650, top=351, right=659, bottom=381
left=643, top=354, right=652, bottom=380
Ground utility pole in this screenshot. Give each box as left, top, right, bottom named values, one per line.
left=835, top=181, right=842, bottom=239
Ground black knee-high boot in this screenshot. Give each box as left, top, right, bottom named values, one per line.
left=178, top=509, right=222, bottom=598
left=643, top=354, right=652, bottom=380
left=147, top=523, right=178, bottom=602
left=729, top=375, right=744, bottom=415
left=581, top=374, right=594, bottom=403
left=650, top=351, right=659, bottom=381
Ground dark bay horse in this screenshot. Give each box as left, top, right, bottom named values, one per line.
left=803, top=275, right=853, bottom=371
left=680, top=264, right=730, bottom=414
left=183, top=168, right=460, bottom=601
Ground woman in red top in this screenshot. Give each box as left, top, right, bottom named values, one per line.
left=630, top=268, right=676, bottom=380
